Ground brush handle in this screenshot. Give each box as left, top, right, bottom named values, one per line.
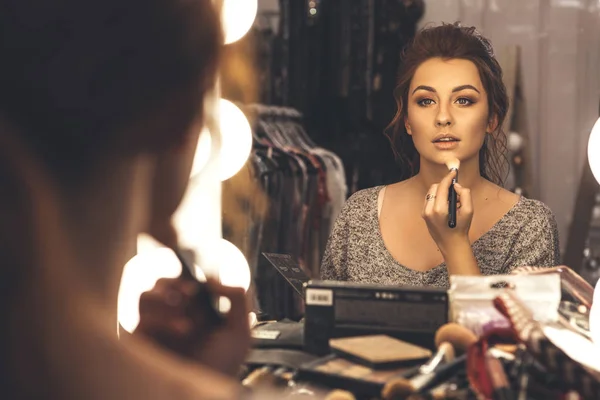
left=485, top=352, right=514, bottom=400
left=491, top=388, right=515, bottom=400
left=448, top=178, right=458, bottom=228
left=413, top=354, right=466, bottom=393
left=420, top=342, right=454, bottom=375
left=174, top=248, right=197, bottom=280
left=174, top=248, right=224, bottom=326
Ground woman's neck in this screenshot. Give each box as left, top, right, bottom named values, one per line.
left=412, top=156, right=486, bottom=196
left=60, top=158, right=154, bottom=322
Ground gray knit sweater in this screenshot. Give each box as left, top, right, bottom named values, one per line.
left=320, top=186, right=560, bottom=288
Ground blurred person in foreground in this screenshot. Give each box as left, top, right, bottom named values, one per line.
left=0, top=0, right=257, bottom=398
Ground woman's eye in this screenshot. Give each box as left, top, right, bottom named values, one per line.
left=417, top=98, right=434, bottom=106
left=456, top=98, right=473, bottom=106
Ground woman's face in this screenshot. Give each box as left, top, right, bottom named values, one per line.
left=405, top=57, right=497, bottom=167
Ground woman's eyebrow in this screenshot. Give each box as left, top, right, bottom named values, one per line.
left=411, top=84, right=480, bottom=95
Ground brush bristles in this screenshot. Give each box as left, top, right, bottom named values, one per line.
left=445, top=158, right=460, bottom=171
left=434, top=323, right=478, bottom=355
left=381, top=379, right=415, bottom=400
left=325, top=389, right=357, bottom=400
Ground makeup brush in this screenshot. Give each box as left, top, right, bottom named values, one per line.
left=434, top=323, right=478, bottom=355
left=242, top=366, right=276, bottom=388
left=417, top=342, right=455, bottom=375
left=382, top=325, right=475, bottom=400
left=381, top=354, right=467, bottom=400
left=173, top=247, right=224, bottom=326
left=445, top=158, right=460, bottom=228
left=324, top=389, right=357, bottom=400
left=405, top=382, right=462, bottom=400
left=398, top=341, right=456, bottom=381
left=484, top=350, right=515, bottom=400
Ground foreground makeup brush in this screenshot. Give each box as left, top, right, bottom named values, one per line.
left=434, top=323, right=478, bottom=355
left=399, top=341, right=456, bottom=381
left=242, top=366, right=276, bottom=388
left=173, top=247, right=224, bottom=326
left=446, top=158, right=460, bottom=228
left=324, top=389, right=357, bottom=400
left=380, top=354, right=466, bottom=400
left=382, top=324, right=477, bottom=399
left=405, top=383, right=469, bottom=400
left=484, top=350, right=514, bottom=400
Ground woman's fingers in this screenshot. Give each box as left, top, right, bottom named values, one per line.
left=422, top=184, right=439, bottom=218
left=453, top=183, right=472, bottom=216
left=422, top=169, right=456, bottom=219
left=205, top=278, right=249, bottom=332
left=433, top=169, right=457, bottom=213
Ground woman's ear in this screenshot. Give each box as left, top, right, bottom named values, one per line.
left=404, top=116, right=412, bottom=135
left=401, top=98, right=413, bottom=135
left=487, top=114, right=499, bottom=134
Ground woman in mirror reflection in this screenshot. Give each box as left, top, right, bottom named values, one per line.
left=321, top=23, right=560, bottom=288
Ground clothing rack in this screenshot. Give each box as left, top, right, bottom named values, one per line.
left=222, top=104, right=347, bottom=320
left=243, top=0, right=424, bottom=196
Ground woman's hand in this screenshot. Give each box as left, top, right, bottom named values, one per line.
left=134, top=277, right=251, bottom=377
left=422, top=169, right=474, bottom=255
left=422, top=169, right=479, bottom=275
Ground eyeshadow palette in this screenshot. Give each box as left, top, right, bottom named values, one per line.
left=329, top=334, right=432, bottom=369
left=297, top=354, right=418, bottom=397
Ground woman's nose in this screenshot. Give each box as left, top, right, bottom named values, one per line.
left=435, top=106, right=453, bottom=127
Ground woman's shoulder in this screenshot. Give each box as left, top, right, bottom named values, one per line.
left=343, top=185, right=382, bottom=209
left=497, top=195, right=558, bottom=239
left=485, top=184, right=556, bottom=226
left=336, top=185, right=383, bottom=223
left=477, top=183, right=559, bottom=243
left=514, top=196, right=556, bottom=223
left=346, top=185, right=382, bottom=201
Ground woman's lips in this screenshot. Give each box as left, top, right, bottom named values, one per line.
left=433, top=140, right=459, bottom=150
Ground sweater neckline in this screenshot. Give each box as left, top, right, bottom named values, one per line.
left=372, top=185, right=524, bottom=275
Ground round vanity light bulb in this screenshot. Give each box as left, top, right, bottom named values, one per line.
left=117, top=247, right=206, bottom=334
left=190, top=127, right=212, bottom=178
left=587, top=117, right=600, bottom=184
left=217, top=238, right=251, bottom=291
left=190, top=100, right=252, bottom=180
left=222, top=0, right=258, bottom=44
left=507, top=131, right=524, bottom=153
left=118, top=248, right=182, bottom=333
left=216, top=99, right=253, bottom=181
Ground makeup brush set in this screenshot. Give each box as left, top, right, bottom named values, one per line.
left=241, top=328, right=472, bottom=399
left=240, top=263, right=600, bottom=399
left=241, top=322, right=509, bottom=399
